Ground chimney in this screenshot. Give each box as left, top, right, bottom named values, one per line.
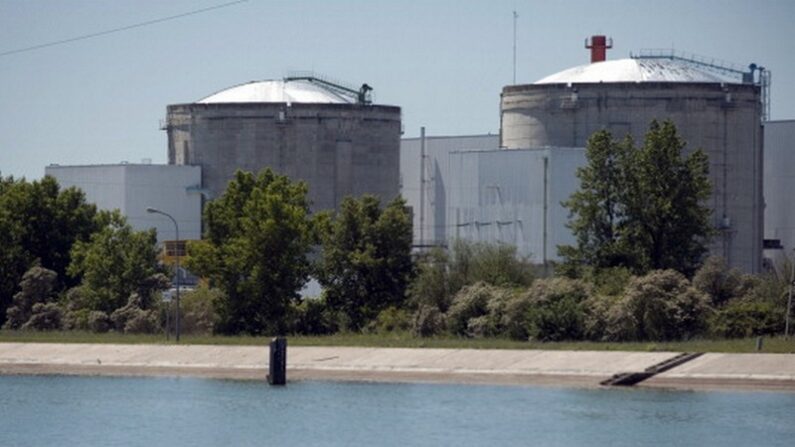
left=585, top=35, right=612, bottom=63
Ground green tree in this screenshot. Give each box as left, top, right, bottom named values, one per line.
left=0, top=175, right=99, bottom=325
left=316, top=195, right=413, bottom=331
left=560, top=120, right=712, bottom=276
left=67, top=211, right=165, bottom=314
left=187, top=169, right=314, bottom=335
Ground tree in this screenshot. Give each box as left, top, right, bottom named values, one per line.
left=560, top=120, right=712, bottom=276
left=187, top=169, right=314, bottom=335
left=316, top=195, right=413, bottom=331
left=0, top=175, right=100, bottom=325
left=67, top=211, right=165, bottom=315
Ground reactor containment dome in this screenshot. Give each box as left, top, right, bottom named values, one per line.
left=165, top=75, right=400, bottom=213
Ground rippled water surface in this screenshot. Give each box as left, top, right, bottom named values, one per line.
left=1, top=375, right=794, bottom=446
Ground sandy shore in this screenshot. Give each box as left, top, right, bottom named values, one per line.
left=1, top=342, right=793, bottom=392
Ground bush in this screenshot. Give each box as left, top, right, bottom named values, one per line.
left=122, top=309, right=159, bottom=334
left=21, top=303, right=63, bottom=331
left=608, top=270, right=710, bottom=341
left=709, top=299, right=784, bottom=338
left=523, top=278, right=591, bottom=341
left=693, top=256, right=756, bottom=306
left=448, top=240, right=535, bottom=290
left=445, top=282, right=515, bottom=337
left=582, top=293, right=621, bottom=341
left=289, top=297, right=337, bottom=335
left=411, top=305, right=445, bottom=337
left=408, top=248, right=453, bottom=311
left=88, top=311, right=111, bottom=333
left=3, top=266, right=58, bottom=330
left=500, top=293, right=534, bottom=340
left=179, top=287, right=221, bottom=335
left=368, top=306, right=411, bottom=333
left=63, top=308, right=92, bottom=331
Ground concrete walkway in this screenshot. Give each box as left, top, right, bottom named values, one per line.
left=0, top=342, right=793, bottom=391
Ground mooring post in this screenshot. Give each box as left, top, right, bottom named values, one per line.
left=268, top=336, right=287, bottom=386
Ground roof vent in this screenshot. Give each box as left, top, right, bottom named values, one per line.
left=585, top=35, right=612, bottom=63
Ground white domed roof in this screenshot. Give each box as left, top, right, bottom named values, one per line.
left=535, top=58, right=733, bottom=84
left=198, top=79, right=353, bottom=104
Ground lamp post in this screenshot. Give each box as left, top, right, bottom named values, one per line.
left=786, top=249, right=794, bottom=339
left=147, top=207, right=181, bottom=342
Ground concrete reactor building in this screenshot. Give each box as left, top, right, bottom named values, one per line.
left=500, top=36, right=768, bottom=272
left=165, top=75, right=402, bottom=212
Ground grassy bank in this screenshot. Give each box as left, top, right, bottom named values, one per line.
left=0, top=330, right=794, bottom=353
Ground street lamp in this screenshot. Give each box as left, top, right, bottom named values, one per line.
left=147, top=207, right=181, bottom=342
left=786, top=249, right=794, bottom=339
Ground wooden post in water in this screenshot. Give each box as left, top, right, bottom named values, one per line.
left=268, top=337, right=287, bottom=386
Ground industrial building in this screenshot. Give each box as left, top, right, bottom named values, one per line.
left=45, top=163, right=202, bottom=244
left=763, top=120, right=795, bottom=265
left=164, top=75, right=402, bottom=212
left=500, top=37, right=767, bottom=272
left=447, top=148, right=585, bottom=265
left=400, top=133, right=499, bottom=247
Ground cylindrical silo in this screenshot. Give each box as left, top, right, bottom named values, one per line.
left=501, top=54, right=764, bottom=272
left=165, top=77, right=401, bottom=213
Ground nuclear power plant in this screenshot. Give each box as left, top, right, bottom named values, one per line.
left=46, top=36, right=784, bottom=274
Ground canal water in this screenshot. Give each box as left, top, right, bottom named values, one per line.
left=1, top=375, right=793, bottom=446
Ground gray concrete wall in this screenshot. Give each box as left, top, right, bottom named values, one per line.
left=45, top=164, right=203, bottom=241
left=763, top=120, right=795, bottom=259
left=167, top=103, right=401, bottom=214
left=447, top=148, right=586, bottom=263
left=501, top=82, right=764, bottom=272
left=400, top=134, right=499, bottom=247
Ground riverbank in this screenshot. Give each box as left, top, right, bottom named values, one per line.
left=2, top=331, right=794, bottom=353
left=1, top=342, right=794, bottom=392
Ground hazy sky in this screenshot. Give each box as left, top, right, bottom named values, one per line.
left=1, top=0, right=793, bottom=180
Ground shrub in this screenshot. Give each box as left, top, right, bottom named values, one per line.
left=3, top=266, right=58, bottom=330
left=448, top=240, right=535, bottom=290
left=289, top=297, right=337, bottom=335
left=368, top=306, right=411, bottom=333
left=501, top=293, right=534, bottom=340
left=21, top=303, right=62, bottom=331
left=709, top=299, right=784, bottom=338
left=582, top=293, right=621, bottom=341
left=608, top=270, right=710, bottom=341
left=408, top=248, right=453, bottom=311
left=63, top=308, right=92, bottom=331
left=88, top=311, right=111, bottom=333
left=693, top=256, right=756, bottom=306
left=411, top=305, right=445, bottom=337
left=446, top=282, right=492, bottom=336
left=445, top=282, right=515, bottom=337
left=123, top=309, right=159, bottom=334
left=524, top=277, right=591, bottom=341
left=179, top=287, right=222, bottom=335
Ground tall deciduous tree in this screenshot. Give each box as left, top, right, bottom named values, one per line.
left=316, top=195, right=413, bottom=331
left=187, top=169, right=314, bottom=335
left=560, top=120, right=712, bottom=276
left=0, top=175, right=99, bottom=324
left=67, top=211, right=165, bottom=314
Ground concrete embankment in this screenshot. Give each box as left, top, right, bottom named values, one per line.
left=0, top=343, right=793, bottom=391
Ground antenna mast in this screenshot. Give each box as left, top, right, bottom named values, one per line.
left=512, top=11, right=518, bottom=84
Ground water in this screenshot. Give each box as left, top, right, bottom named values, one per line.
left=1, top=375, right=793, bottom=447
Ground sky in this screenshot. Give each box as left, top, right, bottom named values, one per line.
left=1, top=0, right=794, bottom=180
